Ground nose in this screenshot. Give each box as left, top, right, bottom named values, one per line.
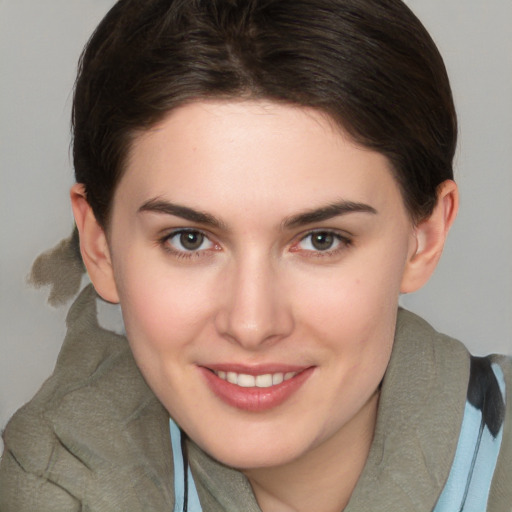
left=215, top=255, right=294, bottom=350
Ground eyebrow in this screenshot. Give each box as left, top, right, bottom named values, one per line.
left=138, top=197, right=377, bottom=230
left=282, top=200, right=377, bottom=229
left=138, top=198, right=227, bottom=229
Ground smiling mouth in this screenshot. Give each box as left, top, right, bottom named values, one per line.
left=201, top=366, right=314, bottom=411
left=213, top=370, right=299, bottom=388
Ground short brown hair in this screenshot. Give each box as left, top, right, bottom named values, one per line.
left=73, top=0, right=457, bottom=227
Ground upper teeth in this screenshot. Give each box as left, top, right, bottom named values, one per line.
left=215, top=371, right=298, bottom=388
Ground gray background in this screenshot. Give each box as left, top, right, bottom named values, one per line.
left=1, top=0, right=511, bottom=446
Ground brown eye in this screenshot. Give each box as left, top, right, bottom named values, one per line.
left=293, top=230, right=351, bottom=255
left=310, top=232, right=335, bottom=251
left=180, top=231, right=204, bottom=250
left=166, top=230, right=214, bottom=253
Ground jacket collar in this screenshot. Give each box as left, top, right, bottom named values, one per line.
left=344, top=309, right=470, bottom=511
left=48, top=285, right=174, bottom=510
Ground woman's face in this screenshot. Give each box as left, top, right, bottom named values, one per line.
left=106, top=100, right=416, bottom=469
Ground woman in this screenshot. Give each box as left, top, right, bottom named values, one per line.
left=1, top=0, right=510, bottom=510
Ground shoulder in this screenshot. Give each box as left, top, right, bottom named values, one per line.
left=486, top=354, right=512, bottom=510
left=397, top=309, right=512, bottom=511
left=0, top=286, right=174, bottom=511
left=346, top=309, right=510, bottom=511
left=1, top=286, right=135, bottom=477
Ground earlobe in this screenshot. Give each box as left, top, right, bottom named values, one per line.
left=70, top=183, right=120, bottom=303
left=400, top=180, right=459, bottom=294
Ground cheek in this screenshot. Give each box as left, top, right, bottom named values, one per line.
left=115, top=264, right=218, bottom=412
left=294, top=264, right=400, bottom=340
left=292, top=245, right=405, bottom=374
left=114, top=255, right=218, bottom=357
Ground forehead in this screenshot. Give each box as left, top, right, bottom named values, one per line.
left=116, top=100, right=404, bottom=220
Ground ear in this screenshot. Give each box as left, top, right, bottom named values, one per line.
left=400, top=180, right=459, bottom=294
left=70, top=183, right=120, bottom=303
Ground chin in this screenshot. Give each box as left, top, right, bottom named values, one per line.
left=194, top=428, right=313, bottom=470
left=213, top=448, right=297, bottom=471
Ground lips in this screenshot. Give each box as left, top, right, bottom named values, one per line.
left=199, top=365, right=314, bottom=412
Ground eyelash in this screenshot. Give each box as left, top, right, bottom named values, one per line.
left=159, top=229, right=218, bottom=260
left=158, top=229, right=353, bottom=260
left=292, top=230, right=353, bottom=258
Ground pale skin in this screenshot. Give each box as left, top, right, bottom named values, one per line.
left=72, top=100, right=458, bottom=512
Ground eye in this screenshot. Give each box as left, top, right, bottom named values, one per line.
left=294, top=230, right=351, bottom=254
left=165, top=229, right=215, bottom=253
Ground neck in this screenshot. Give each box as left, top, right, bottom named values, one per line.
left=243, top=390, right=379, bottom=512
